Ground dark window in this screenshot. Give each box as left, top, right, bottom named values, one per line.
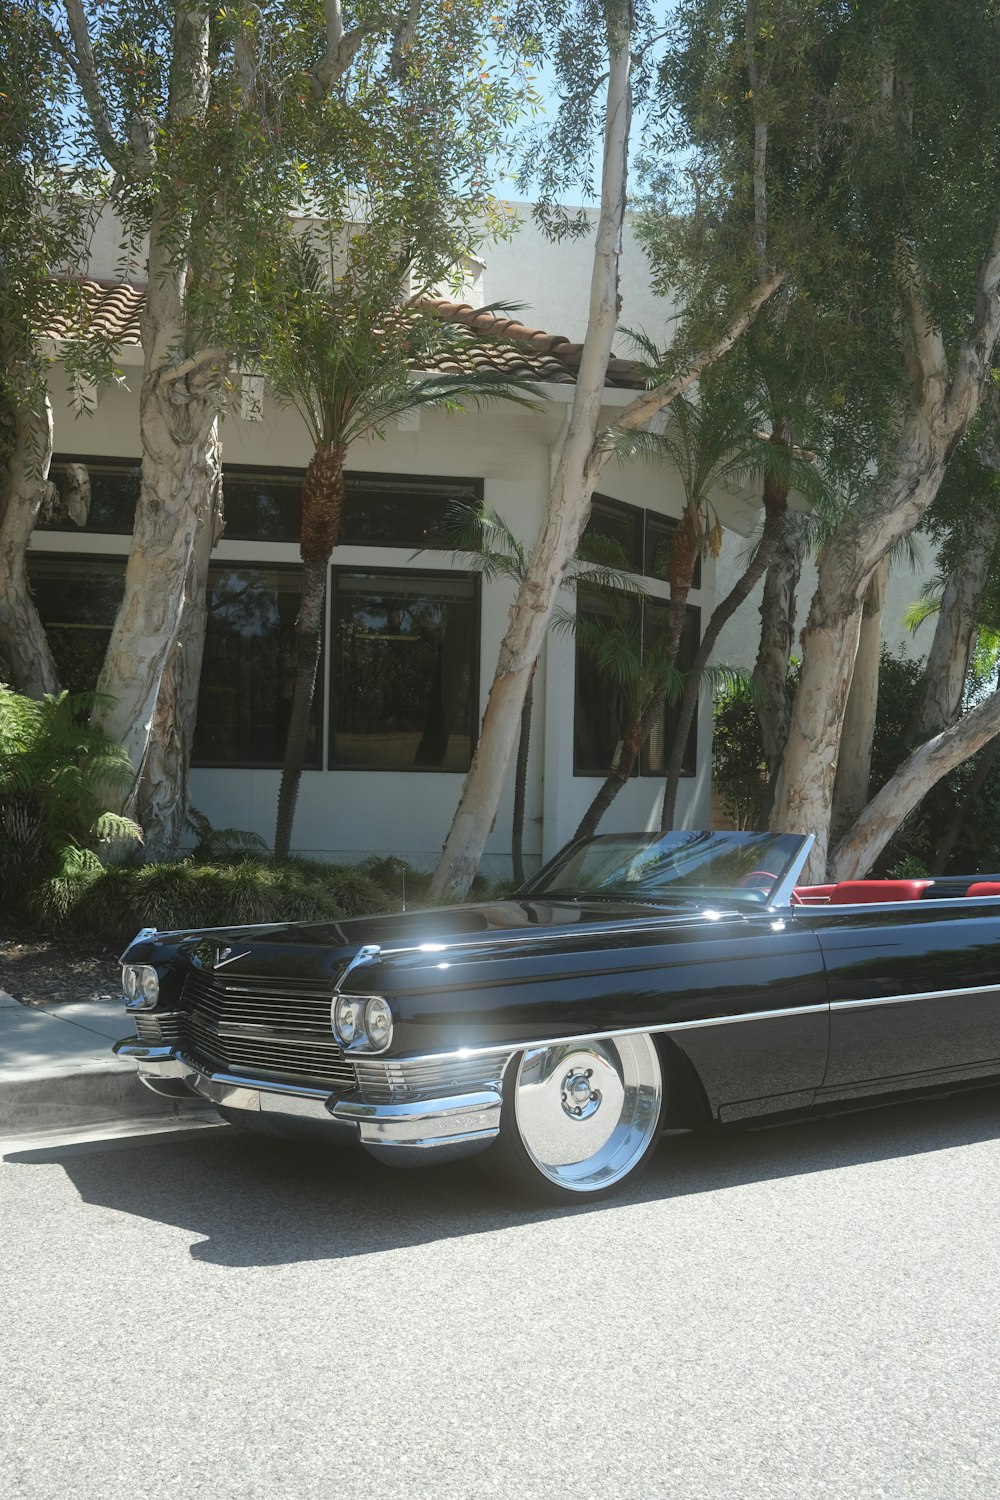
left=26, top=556, right=126, bottom=691
left=339, top=475, right=482, bottom=548
left=583, top=495, right=702, bottom=588
left=574, top=590, right=700, bottom=778
left=40, top=459, right=483, bottom=550
left=573, top=589, right=643, bottom=775
left=39, top=459, right=140, bottom=534
left=583, top=495, right=643, bottom=572
left=26, top=555, right=319, bottom=770
left=330, top=570, right=478, bottom=771
left=193, top=566, right=321, bottom=767
left=223, top=468, right=301, bottom=542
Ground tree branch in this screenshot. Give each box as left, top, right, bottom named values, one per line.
left=949, top=211, right=1000, bottom=418
left=315, top=0, right=422, bottom=93
left=156, top=347, right=228, bottom=385
left=831, top=688, right=1000, bottom=879
left=60, top=0, right=128, bottom=174
left=614, top=270, right=785, bottom=435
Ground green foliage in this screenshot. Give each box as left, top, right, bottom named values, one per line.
left=0, top=684, right=142, bottom=913
left=185, top=806, right=268, bottom=863
left=30, top=856, right=390, bottom=949
left=711, top=678, right=768, bottom=831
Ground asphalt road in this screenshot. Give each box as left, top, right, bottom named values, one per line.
left=2, top=1090, right=999, bottom=1500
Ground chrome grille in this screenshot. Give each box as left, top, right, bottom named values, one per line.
left=134, top=1011, right=182, bottom=1045
left=352, top=1054, right=509, bottom=1103
left=178, top=970, right=356, bottom=1090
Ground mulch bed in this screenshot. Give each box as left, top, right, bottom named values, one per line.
left=0, top=925, right=121, bottom=1006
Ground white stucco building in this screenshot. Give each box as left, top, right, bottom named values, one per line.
left=32, top=207, right=766, bottom=877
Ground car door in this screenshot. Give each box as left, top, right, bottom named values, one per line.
left=803, top=896, right=1000, bottom=1098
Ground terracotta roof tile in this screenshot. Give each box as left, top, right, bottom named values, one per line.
left=52, top=281, right=646, bottom=390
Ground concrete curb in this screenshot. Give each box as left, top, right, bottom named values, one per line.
left=0, top=1066, right=212, bottom=1134
left=0, top=997, right=211, bottom=1137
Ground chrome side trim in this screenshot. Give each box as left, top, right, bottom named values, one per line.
left=830, top=980, right=1000, bottom=1012
left=768, top=835, right=816, bottom=911
left=371, top=1002, right=831, bottom=1066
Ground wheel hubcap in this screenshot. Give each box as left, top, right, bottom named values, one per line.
left=513, top=1035, right=663, bottom=1193
left=561, top=1067, right=602, bottom=1120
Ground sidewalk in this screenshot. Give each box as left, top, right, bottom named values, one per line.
left=0, top=989, right=208, bottom=1136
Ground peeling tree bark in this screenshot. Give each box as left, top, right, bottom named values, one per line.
left=831, top=688, right=1000, bottom=879
left=772, top=219, right=1000, bottom=881
left=909, top=509, right=999, bottom=744
left=0, top=375, right=60, bottom=697
left=89, top=5, right=225, bottom=855
left=831, top=558, right=888, bottom=837
left=753, top=519, right=807, bottom=829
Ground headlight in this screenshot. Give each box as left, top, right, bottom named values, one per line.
left=363, top=997, right=393, bottom=1052
left=333, top=996, right=363, bottom=1046
left=122, top=964, right=159, bottom=1010
left=332, top=994, right=393, bottom=1052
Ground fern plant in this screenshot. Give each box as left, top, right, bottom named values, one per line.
left=0, top=684, right=142, bottom=914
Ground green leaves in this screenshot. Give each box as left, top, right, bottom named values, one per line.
left=0, top=684, right=142, bottom=912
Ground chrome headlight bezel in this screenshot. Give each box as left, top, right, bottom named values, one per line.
left=332, top=993, right=394, bottom=1054
left=122, top=963, right=159, bottom=1010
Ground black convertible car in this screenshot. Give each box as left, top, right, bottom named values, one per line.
left=114, top=830, right=1000, bottom=1201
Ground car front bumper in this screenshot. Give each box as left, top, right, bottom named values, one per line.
left=113, top=1038, right=503, bottom=1166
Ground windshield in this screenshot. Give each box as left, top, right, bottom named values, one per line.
left=522, top=831, right=810, bottom=907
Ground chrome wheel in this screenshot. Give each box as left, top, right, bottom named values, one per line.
left=507, top=1034, right=663, bottom=1198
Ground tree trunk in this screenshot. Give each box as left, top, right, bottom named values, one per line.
left=831, top=688, right=1000, bottom=879
left=660, top=457, right=790, bottom=831
left=91, top=7, right=222, bottom=854
left=909, top=510, right=998, bottom=743
left=753, top=519, right=806, bottom=829
left=92, top=258, right=223, bottom=839
left=274, top=445, right=346, bottom=860
left=138, top=448, right=225, bottom=856
left=831, top=558, right=888, bottom=837
left=511, top=669, right=534, bottom=886
left=428, top=12, right=635, bottom=902
left=0, top=378, right=60, bottom=697
left=771, top=221, right=1000, bottom=882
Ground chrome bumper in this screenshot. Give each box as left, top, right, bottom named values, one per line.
left=113, top=1039, right=502, bottom=1166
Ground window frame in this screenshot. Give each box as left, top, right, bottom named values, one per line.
left=327, top=563, right=481, bottom=774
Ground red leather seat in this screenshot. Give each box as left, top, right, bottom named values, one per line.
left=791, top=884, right=835, bottom=905
left=965, top=881, right=1000, bottom=898
left=827, top=879, right=932, bottom=904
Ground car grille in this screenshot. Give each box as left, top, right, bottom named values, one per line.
left=177, top=969, right=357, bottom=1091
left=352, top=1054, right=509, bottom=1103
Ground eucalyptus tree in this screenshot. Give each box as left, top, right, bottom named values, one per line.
left=646, top=0, right=1000, bottom=882
left=53, top=0, right=530, bottom=854
left=430, top=500, right=640, bottom=882
left=0, top=3, right=98, bottom=697
left=429, top=0, right=784, bottom=902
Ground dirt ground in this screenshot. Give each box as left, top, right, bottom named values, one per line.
left=0, top=925, right=121, bottom=1005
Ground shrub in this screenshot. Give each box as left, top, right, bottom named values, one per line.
left=30, top=856, right=394, bottom=949
left=0, top=684, right=142, bottom=915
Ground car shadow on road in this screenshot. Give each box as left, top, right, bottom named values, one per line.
left=5, top=1085, right=999, bottom=1267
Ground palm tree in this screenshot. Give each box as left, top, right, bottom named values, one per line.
left=431, top=502, right=638, bottom=884
left=260, top=236, right=540, bottom=859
